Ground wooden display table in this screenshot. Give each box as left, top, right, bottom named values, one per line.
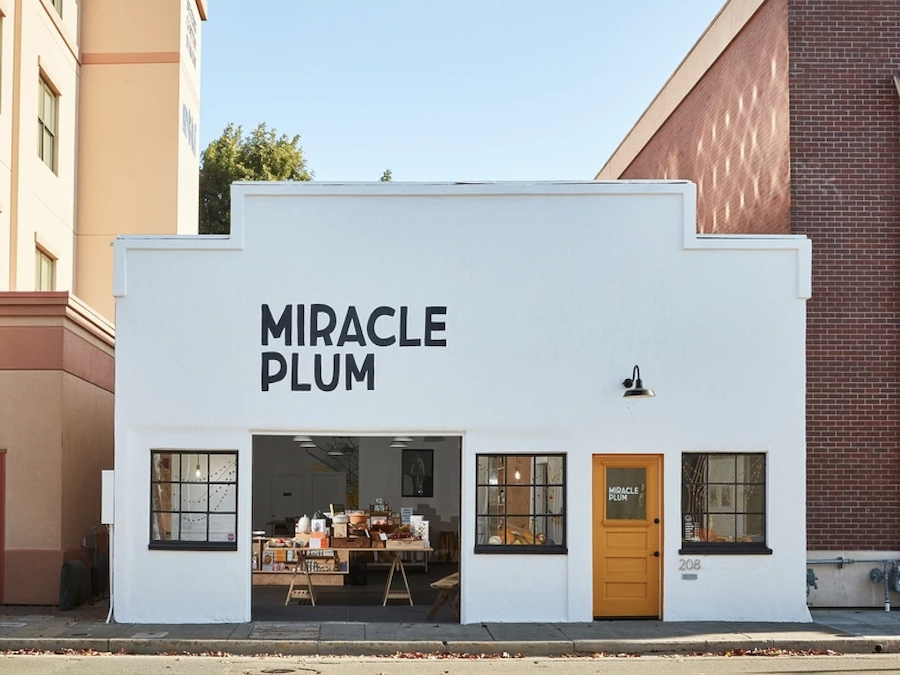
left=381, top=543, right=433, bottom=606
left=254, top=539, right=432, bottom=606
left=285, top=549, right=318, bottom=606
left=253, top=539, right=348, bottom=587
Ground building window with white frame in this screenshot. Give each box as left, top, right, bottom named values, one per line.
left=150, top=450, right=238, bottom=550
left=34, top=248, right=55, bottom=290
left=475, top=454, right=566, bottom=553
left=38, top=76, right=57, bottom=171
left=681, top=453, right=770, bottom=554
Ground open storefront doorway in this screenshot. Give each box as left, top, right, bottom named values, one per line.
left=250, top=434, right=461, bottom=622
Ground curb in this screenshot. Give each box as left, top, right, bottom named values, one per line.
left=0, top=636, right=894, bottom=657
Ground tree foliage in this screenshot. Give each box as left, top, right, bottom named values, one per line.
left=380, top=168, right=393, bottom=182
left=199, top=123, right=313, bottom=235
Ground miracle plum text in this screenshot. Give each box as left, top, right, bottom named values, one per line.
left=260, top=303, right=448, bottom=392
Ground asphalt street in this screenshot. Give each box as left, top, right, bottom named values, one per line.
left=0, top=654, right=898, bottom=675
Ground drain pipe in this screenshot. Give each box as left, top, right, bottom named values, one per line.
left=106, top=523, right=114, bottom=623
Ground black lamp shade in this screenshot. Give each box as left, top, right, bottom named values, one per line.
left=622, top=366, right=655, bottom=398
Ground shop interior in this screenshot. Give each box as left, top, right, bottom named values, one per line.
left=251, top=434, right=461, bottom=622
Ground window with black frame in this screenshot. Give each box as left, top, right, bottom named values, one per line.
left=150, top=450, right=238, bottom=550
left=475, top=454, right=566, bottom=553
left=681, top=453, right=770, bottom=554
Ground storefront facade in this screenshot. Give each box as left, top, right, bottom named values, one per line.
left=112, top=181, right=812, bottom=624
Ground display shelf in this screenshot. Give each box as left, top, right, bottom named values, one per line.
left=253, top=571, right=345, bottom=586
left=251, top=539, right=349, bottom=586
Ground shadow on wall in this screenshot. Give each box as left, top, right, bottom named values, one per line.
left=407, top=504, right=458, bottom=561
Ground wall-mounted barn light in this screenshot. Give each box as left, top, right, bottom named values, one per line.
left=623, top=365, right=655, bottom=399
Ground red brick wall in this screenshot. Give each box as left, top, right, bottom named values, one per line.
left=619, top=0, right=900, bottom=551
left=789, top=0, right=900, bottom=550
left=622, top=0, right=790, bottom=236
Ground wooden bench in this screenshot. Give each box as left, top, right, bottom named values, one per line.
left=427, top=572, right=459, bottom=620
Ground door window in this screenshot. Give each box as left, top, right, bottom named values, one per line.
left=606, top=467, right=647, bottom=520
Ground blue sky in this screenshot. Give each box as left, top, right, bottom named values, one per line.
left=199, top=1, right=725, bottom=182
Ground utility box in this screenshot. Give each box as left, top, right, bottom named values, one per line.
left=889, top=566, right=900, bottom=593
left=101, top=470, right=114, bottom=525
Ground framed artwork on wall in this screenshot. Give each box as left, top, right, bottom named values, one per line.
left=402, top=449, right=433, bottom=498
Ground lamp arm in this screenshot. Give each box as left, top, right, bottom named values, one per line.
left=623, top=365, right=641, bottom=388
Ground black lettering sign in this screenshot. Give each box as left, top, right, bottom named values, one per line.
left=290, top=353, right=311, bottom=391
left=424, top=306, right=447, bottom=347
left=261, top=305, right=292, bottom=346
left=366, top=306, right=396, bottom=346
left=261, top=352, right=287, bottom=390
left=346, top=353, right=375, bottom=391
left=336, top=306, right=366, bottom=347
left=399, top=306, right=421, bottom=347
left=311, top=304, right=337, bottom=346
left=315, top=354, right=341, bottom=392
left=260, top=304, right=445, bottom=392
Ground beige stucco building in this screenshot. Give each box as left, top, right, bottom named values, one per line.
left=0, top=0, right=206, bottom=604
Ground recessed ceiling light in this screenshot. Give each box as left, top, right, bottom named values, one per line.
left=327, top=450, right=345, bottom=456
left=293, top=435, right=313, bottom=443
left=389, top=441, right=407, bottom=448
left=300, top=442, right=318, bottom=448
left=393, top=436, right=414, bottom=443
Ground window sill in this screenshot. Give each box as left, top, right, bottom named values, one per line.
left=474, top=545, right=567, bottom=555
left=679, top=544, right=772, bottom=555
left=149, top=541, right=237, bottom=552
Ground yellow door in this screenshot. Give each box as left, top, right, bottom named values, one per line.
left=592, top=455, right=662, bottom=618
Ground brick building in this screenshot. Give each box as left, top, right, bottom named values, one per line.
left=597, top=0, right=900, bottom=606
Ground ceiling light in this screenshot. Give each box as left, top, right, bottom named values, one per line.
left=393, top=436, right=414, bottom=443
left=300, top=441, right=318, bottom=448
left=390, top=441, right=407, bottom=448
left=327, top=450, right=345, bottom=456
left=293, top=435, right=313, bottom=443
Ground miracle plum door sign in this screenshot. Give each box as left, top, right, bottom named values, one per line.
left=260, top=303, right=448, bottom=392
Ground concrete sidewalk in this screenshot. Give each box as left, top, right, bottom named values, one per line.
left=0, top=601, right=899, bottom=656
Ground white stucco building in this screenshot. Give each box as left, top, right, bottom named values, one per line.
left=111, top=181, right=812, bottom=624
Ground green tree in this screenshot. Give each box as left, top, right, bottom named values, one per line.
left=380, top=168, right=393, bottom=182
left=199, top=123, right=313, bottom=235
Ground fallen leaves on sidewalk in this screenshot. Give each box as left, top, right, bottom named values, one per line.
left=387, top=651, right=522, bottom=659
left=698, top=648, right=843, bottom=657
left=3, top=648, right=110, bottom=656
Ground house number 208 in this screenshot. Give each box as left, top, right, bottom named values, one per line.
left=679, top=559, right=701, bottom=571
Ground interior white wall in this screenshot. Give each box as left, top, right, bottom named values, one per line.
left=358, top=436, right=460, bottom=537
left=113, top=182, right=811, bottom=625
left=251, top=435, right=460, bottom=536
left=251, top=435, right=342, bottom=530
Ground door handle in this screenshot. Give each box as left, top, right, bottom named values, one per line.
left=654, top=518, right=660, bottom=524
left=652, top=551, right=660, bottom=557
